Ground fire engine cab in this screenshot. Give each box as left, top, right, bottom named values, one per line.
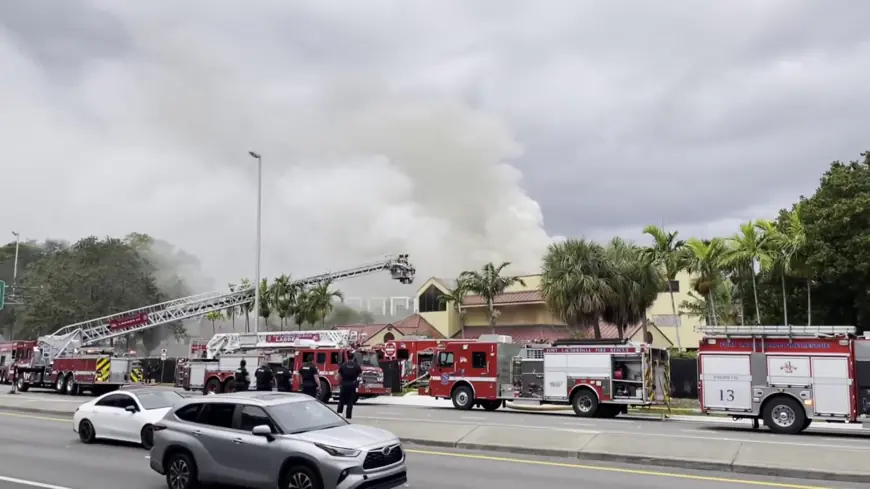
left=428, top=335, right=671, bottom=417
left=697, top=324, right=870, bottom=434
left=184, top=330, right=389, bottom=401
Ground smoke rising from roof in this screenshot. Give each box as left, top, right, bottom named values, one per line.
left=1, top=3, right=555, bottom=297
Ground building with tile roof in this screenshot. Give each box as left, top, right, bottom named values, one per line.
left=332, top=313, right=444, bottom=346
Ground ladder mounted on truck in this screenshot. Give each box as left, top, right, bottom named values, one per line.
left=37, top=254, right=416, bottom=361
left=696, top=324, right=856, bottom=338
left=207, top=330, right=354, bottom=358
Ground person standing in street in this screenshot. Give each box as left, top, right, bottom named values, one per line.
left=234, top=359, right=250, bottom=392
left=336, top=352, right=362, bottom=419
left=274, top=359, right=292, bottom=392
left=299, top=357, right=320, bottom=398
left=255, top=362, right=274, bottom=391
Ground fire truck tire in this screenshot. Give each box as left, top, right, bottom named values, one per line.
left=65, top=375, right=79, bottom=395
left=762, top=395, right=805, bottom=434
left=204, top=378, right=222, bottom=394
left=597, top=405, right=620, bottom=418
left=55, top=374, right=66, bottom=393
left=223, top=379, right=237, bottom=393
left=78, top=419, right=96, bottom=444
left=481, top=400, right=501, bottom=411
left=317, top=380, right=331, bottom=403
left=451, top=385, right=474, bottom=410
left=16, top=377, right=29, bottom=392
left=163, top=449, right=201, bottom=489
left=571, top=388, right=599, bottom=417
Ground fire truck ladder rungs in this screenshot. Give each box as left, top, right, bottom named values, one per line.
left=39, top=254, right=415, bottom=360
left=207, top=330, right=353, bottom=358
left=695, top=324, right=856, bottom=337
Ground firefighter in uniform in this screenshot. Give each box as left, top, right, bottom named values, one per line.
left=336, top=352, right=362, bottom=419
left=234, top=360, right=250, bottom=392
left=299, top=358, right=320, bottom=398
left=255, top=362, right=274, bottom=391
left=274, top=359, right=292, bottom=392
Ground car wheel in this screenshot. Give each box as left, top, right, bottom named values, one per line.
left=141, top=425, right=155, bottom=450
left=451, top=385, right=474, bottom=410
left=165, top=451, right=199, bottom=489
left=78, top=419, right=96, bottom=444
left=283, top=464, right=323, bottom=489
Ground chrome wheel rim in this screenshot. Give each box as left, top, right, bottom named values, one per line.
left=56, top=377, right=64, bottom=390
left=577, top=396, right=593, bottom=412
left=66, top=380, right=74, bottom=393
left=168, top=459, right=190, bottom=489
left=772, top=405, right=796, bottom=428
left=456, top=391, right=469, bottom=406
left=288, top=472, right=313, bottom=489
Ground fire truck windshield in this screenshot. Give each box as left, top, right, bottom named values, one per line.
left=356, top=351, right=380, bottom=367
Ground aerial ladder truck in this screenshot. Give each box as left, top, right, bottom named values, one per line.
left=12, top=255, right=415, bottom=395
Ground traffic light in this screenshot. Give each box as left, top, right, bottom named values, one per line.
left=0, top=280, right=5, bottom=311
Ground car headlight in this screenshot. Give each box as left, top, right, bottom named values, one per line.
left=314, top=443, right=361, bottom=457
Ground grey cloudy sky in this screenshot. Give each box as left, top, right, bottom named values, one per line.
left=1, top=0, right=868, bottom=295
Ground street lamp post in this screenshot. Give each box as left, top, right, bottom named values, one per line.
left=248, top=151, right=263, bottom=333
left=11, top=231, right=20, bottom=290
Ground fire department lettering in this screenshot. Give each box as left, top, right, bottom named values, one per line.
left=719, top=340, right=830, bottom=350
left=109, top=313, right=149, bottom=330
left=543, top=347, right=637, bottom=354
left=265, top=333, right=321, bottom=343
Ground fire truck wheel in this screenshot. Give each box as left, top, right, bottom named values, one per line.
left=223, top=379, right=237, bottom=393
left=597, top=405, right=620, bottom=418
left=317, top=380, right=331, bottom=403
left=204, top=378, right=221, bottom=394
left=78, top=419, right=96, bottom=444
left=55, top=374, right=66, bottom=393
left=762, top=396, right=805, bottom=434
left=571, top=388, right=599, bottom=417
left=65, top=376, right=79, bottom=396
left=451, top=385, right=474, bottom=410
left=16, top=377, right=29, bottom=392
left=481, top=400, right=501, bottom=411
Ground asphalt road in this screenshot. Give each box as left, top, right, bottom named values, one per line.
left=0, top=410, right=861, bottom=489
left=5, top=391, right=870, bottom=450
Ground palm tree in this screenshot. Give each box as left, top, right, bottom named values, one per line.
left=680, top=280, right=740, bottom=325
left=258, top=278, right=272, bottom=328
left=205, top=310, right=224, bottom=335
left=293, top=286, right=314, bottom=330
left=723, top=221, right=765, bottom=324
left=270, top=274, right=297, bottom=330
left=459, top=262, right=526, bottom=334
left=236, top=278, right=254, bottom=332
left=225, top=283, right=238, bottom=332
left=307, top=280, right=344, bottom=327
left=438, top=279, right=469, bottom=338
left=684, top=238, right=727, bottom=326
left=541, top=239, right=613, bottom=338
left=603, top=238, right=664, bottom=341
left=642, top=225, right=686, bottom=349
left=757, top=219, right=798, bottom=326
left=780, top=206, right=811, bottom=324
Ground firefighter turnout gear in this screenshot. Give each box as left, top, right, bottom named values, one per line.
left=337, top=358, right=362, bottom=419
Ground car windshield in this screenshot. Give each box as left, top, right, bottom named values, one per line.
left=356, top=351, right=379, bottom=367
left=267, top=399, right=347, bottom=434
left=137, top=390, right=184, bottom=410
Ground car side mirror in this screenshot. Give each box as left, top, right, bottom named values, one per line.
left=125, top=405, right=137, bottom=413
left=252, top=424, right=273, bottom=440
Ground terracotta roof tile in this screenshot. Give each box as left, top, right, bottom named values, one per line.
left=462, top=290, right=544, bottom=307
left=391, top=314, right=445, bottom=339
left=456, top=323, right=646, bottom=342
left=333, top=323, right=389, bottom=340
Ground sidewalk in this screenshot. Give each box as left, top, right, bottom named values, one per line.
left=0, top=393, right=868, bottom=482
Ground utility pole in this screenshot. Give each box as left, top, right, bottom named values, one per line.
left=11, top=230, right=20, bottom=294
left=248, top=151, right=263, bottom=333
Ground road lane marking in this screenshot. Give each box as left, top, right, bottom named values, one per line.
left=0, top=412, right=69, bottom=423
left=0, top=475, right=74, bottom=489
left=404, top=449, right=832, bottom=488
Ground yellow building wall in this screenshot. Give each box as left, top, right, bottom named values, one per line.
left=645, top=270, right=705, bottom=349
left=414, top=277, right=460, bottom=338
left=463, top=303, right=558, bottom=327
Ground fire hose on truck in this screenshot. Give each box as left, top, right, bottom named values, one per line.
left=8, top=254, right=415, bottom=395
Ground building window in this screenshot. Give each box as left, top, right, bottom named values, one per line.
left=418, top=285, right=447, bottom=313
left=661, top=280, right=680, bottom=293
left=383, top=332, right=395, bottom=341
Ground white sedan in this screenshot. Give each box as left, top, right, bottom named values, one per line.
left=73, top=387, right=184, bottom=449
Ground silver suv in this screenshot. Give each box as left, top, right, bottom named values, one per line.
left=149, top=392, right=407, bottom=489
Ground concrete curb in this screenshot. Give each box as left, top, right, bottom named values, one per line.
left=3, top=406, right=867, bottom=483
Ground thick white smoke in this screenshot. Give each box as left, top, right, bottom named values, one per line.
left=1, top=3, right=555, bottom=297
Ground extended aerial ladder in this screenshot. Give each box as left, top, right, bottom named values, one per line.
left=205, top=330, right=357, bottom=359
left=36, top=254, right=415, bottom=361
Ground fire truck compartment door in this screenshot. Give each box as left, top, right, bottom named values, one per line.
left=110, top=359, right=129, bottom=383
left=811, top=357, right=851, bottom=416
left=700, top=354, right=752, bottom=410
left=189, top=363, right=207, bottom=389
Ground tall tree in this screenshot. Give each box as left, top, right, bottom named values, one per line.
left=723, top=221, right=765, bottom=324
left=684, top=238, right=727, bottom=326
left=270, top=274, right=298, bottom=330
left=235, top=278, right=254, bottom=332
left=603, top=238, right=663, bottom=340
left=780, top=206, right=810, bottom=325
left=756, top=219, right=795, bottom=325
left=258, top=278, right=272, bottom=327
left=205, top=311, right=223, bottom=335
left=307, top=280, right=344, bottom=327
left=642, top=225, right=686, bottom=349
left=459, top=262, right=526, bottom=334
left=541, top=239, right=612, bottom=338
left=225, top=284, right=238, bottom=332
left=439, top=279, right=470, bottom=339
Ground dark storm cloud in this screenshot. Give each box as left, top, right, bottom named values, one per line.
left=1, top=0, right=868, bottom=293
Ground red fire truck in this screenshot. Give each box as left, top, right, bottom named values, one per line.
left=0, top=340, right=34, bottom=384
left=427, top=335, right=672, bottom=416
left=373, top=337, right=475, bottom=387
left=696, top=324, right=870, bottom=434
left=183, top=330, right=390, bottom=401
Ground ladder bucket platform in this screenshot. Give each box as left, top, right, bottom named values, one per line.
left=695, top=324, right=856, bottom=337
